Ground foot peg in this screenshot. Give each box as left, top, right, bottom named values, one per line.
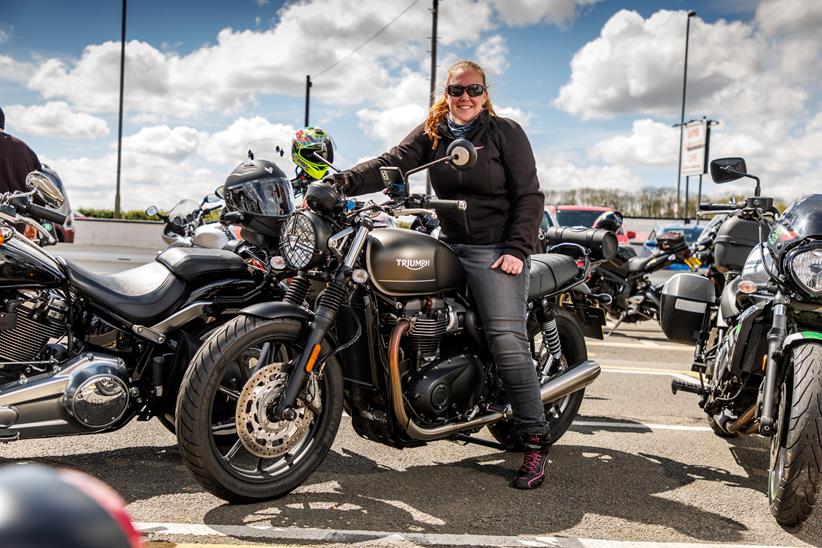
left=671, top=377, right=706, bottom=396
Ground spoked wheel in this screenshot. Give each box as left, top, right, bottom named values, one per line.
left=175, top=315, right=343, bottom=503
left=768, top=342, right=822, bottom=526
left=488, top=307, right=587, bottom=450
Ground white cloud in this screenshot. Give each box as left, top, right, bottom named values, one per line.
left=0, top=30, right=9, bottom=44
left=0, top=54, right=36, bottom=84
left=356, top=104, right=426, bottom=150
left=4, top=102, right=109, bottom=138
left=755, top=0, right=822, bottom=35
left=536, top=152, right=643, bottom=192
left=494, top=105, right=532, bottom=126
left=553, top=10, right=801, bottom=121
left=475, top=35, right=508, bottom=76
left=490, top=0, right=601, bottom=28
left=588, top=119, right=677, bottom=166
left=201, top=116, right=297, bottom=168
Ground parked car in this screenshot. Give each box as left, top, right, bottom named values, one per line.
left=546, top=205, right=635, bottom=244
left=40, top=164, right=76, bottom=243
left=643, top=223, right=705, bottom=269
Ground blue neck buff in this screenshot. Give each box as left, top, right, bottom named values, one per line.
left=447, top=114, right=479, bottom=140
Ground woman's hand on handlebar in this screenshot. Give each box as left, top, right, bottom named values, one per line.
left=491, top=253, right=523, bottom=275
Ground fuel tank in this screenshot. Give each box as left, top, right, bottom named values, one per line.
left=0, top=233, right=65, bottom=288
left=366, top=228, right=465, bottom=296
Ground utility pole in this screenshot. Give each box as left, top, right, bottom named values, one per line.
left=304, top=75, right=312, bottom=127
left=426, top=0, right=438, bottom=195
left=675, top=10, right=697, bottom=218
left=114, top=0, right=127, bottom=218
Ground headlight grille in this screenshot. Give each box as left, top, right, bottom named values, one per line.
left=280, top=213, right=317, bottom=269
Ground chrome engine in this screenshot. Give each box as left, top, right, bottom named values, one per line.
left=399, top=297, right=484, bottom=421
left=0, top=352, right=130, bottom=440
left=0, top=291, right=68, bottom=365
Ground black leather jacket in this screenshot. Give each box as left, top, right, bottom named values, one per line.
left=346, top=110, right=544, bottom=260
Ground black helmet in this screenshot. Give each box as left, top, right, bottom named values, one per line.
left=223, top=159, right=295, bottom=249
left=592, top=210, right=624, bottom=233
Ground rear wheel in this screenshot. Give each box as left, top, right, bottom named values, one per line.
left=768, top=342, right=822, bottom=526
left=176, top=315, right=343, bottom=502
left=488, top=307, right=587, bottom=449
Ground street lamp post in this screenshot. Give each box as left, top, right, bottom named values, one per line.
left=675, top=10, right=697, bottom=219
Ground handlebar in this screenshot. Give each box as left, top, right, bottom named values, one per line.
left=10, top=197, right=67, bottom=225
left=422, top=197, right=467, bottom=211
left=698, top=202, right=733, bottom=212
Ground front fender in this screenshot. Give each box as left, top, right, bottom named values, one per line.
left=781, top=330, right=822, bottom=353
left=240, top=301, right=314, bottom=322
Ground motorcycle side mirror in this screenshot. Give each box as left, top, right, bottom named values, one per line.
left=25, top=171, right=65, bottom=208
left=204, top=193, right=221, bottom=204
left=710, top=158, right=747, bottom=183
left=145, top=205, right=159, bottom=217
left=214, top=185, right=225, bottom=199
left=446, top=139, right=477, bottom=171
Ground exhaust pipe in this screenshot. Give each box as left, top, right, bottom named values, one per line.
left=389, top=320, right=601, bottom=442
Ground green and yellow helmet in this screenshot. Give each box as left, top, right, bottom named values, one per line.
left=291, top=126, right=335, bottom=181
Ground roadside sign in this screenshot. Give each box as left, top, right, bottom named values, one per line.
left=680, top=120, right=708, bottom=176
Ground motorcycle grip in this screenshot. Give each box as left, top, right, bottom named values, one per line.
left=698, top=202, right=731, bottom=211
left=424, top=198, right=467, bottom=211
left=25, top=203, right=67, bottom=225
left=542, top=226, right=618, bottom=261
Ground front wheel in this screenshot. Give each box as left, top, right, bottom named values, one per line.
left=768, top=342, right=822, bottom=526
left=175, top=315, right=343, bottom=503
left=488, top=307, right=588, bottom=449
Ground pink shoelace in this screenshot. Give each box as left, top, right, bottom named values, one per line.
left=519, top=450, right=544, bottom=476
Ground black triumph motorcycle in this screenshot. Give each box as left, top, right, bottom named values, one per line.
left=663, top=158, right=821, bottom=526
left=585, top=230, right=696, bottom=334
left=173, top=140, right=616, bottom=501
left=0, top=171, right=287, bottom=441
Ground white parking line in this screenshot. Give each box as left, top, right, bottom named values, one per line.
left=588, top=340, right=693, bottom=351
left=135, top=522, right=787, bottom=547
left=572, top=420, right=713, bottom=432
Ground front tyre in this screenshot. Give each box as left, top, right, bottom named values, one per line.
left=175, top=315, right=343, bottom=503
left=769, top=342, right=822, bottom=526
left=488, top=307, right=587, bottom=449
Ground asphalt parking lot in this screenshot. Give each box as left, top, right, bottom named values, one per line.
left=2, top=315, right=820, bottom=547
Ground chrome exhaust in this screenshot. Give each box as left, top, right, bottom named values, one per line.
left=389, top=320, right=601, bottom=442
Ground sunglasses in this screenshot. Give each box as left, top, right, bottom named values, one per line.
left=445, top=84, right=487, bottom=97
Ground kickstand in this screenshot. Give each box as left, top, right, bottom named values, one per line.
left=607, top=314, right=626, bottom=337
left=450, top=433, right=509, bottom=451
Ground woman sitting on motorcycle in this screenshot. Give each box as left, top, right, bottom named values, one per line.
left=341, top=60, right=549, bottom=489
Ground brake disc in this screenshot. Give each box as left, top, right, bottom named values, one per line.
left=235, top=362, right=317, bottom=458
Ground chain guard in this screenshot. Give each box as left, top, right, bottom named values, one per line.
left=235, top=362, right=318, bottom=458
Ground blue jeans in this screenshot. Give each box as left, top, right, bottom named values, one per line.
left=450, top=243, right=548, bottom=436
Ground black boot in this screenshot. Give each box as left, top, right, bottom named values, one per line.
left=511, top=434, right=549, bottom=490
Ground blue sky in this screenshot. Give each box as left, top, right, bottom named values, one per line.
left=1, top=0, right=819, bottom=209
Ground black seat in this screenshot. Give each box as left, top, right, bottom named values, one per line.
left=61, top=260, right=188, bottom=325
left=626, top=255, right=655, bottom=273
left=156, top=247, right=248, bottom=282
left=528, top=253, right=580, bottom=300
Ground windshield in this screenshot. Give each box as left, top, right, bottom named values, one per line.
left=241, top=139, right=299, bottom=180
left=167, top=199, right=200, bottom=220
left=697, top=214, right=726, bottom=246
left=557, top=209, right=607, bottom=228
left=768, top=194, right=822, bottom=252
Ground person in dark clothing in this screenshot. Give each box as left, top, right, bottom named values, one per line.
left=343, top=60, right=550, bottom=490
left=0, top=106, right=42, bottom=195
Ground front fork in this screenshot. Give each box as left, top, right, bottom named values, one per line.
left=759, top=291, right=789, bottom=436
left=273, top=222, right=371, bottom=420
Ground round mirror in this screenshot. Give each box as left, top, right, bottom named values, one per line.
left=204, top=193, right=221, bottom=204
left=145, top=205, right=159, bottom=217
left=25, top=171, right=65, bottom=208
left=446, top=139, right=477, bottom=171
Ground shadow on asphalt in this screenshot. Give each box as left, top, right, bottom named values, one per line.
left=6, top=436, right=818, bottom=545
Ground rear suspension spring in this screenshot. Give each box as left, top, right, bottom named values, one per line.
left=540, top=301, right=562, bottom=361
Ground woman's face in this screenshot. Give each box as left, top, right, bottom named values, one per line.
left=445, top=68, right=487, bottom=125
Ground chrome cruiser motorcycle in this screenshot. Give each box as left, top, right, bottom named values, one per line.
left=0, top=171, right=287, bottom=441
left=664, top=158, right=821, bottom=526
left=174, top=140, right=615, bottom=501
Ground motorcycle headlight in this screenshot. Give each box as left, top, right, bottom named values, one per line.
left=789, top=246, right=822, bottom=295
left=279, top=211, right=330, bottom=270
